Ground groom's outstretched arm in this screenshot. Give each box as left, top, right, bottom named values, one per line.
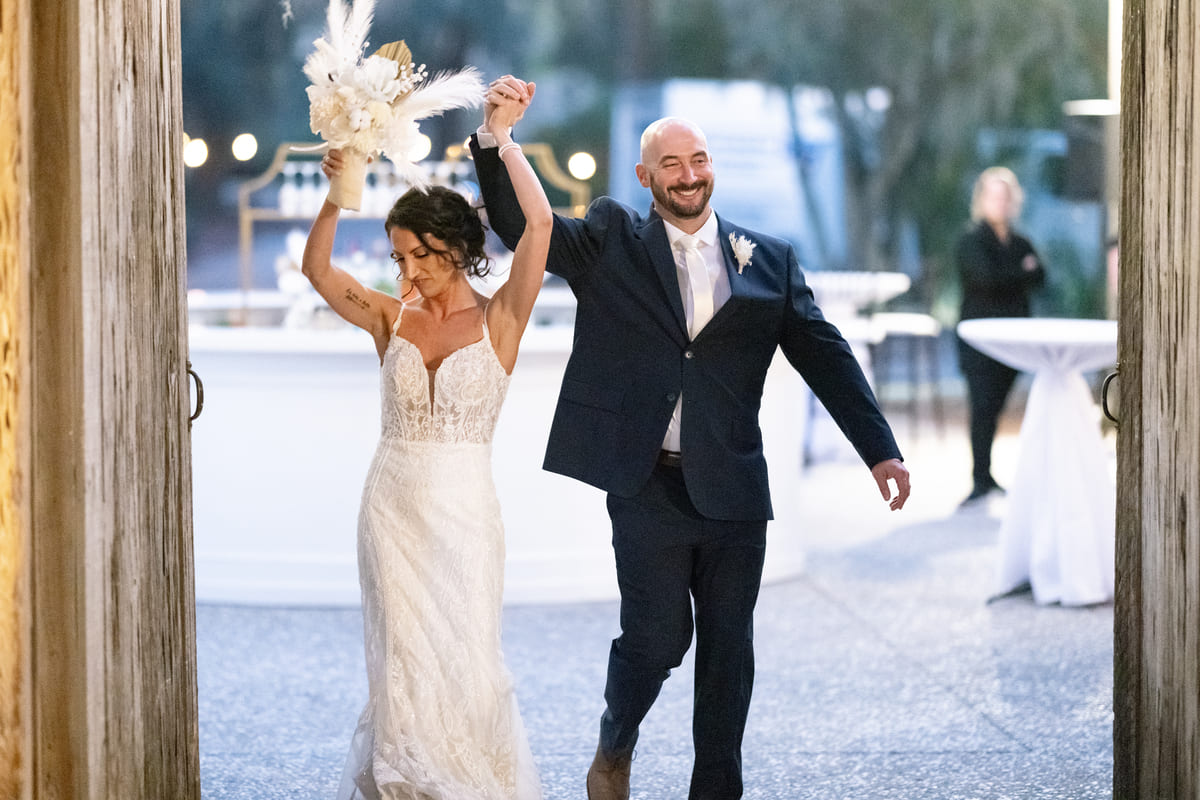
left=471, top=75, right=604, bottom=285
left=472, top=133, right=527, bottom=252
left=472, top=75, right=531, bottom=251
left=777, top=245, right=904, bottom=474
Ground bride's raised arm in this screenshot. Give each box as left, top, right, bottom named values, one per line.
left=300, top=157, right=401, bottom=359
left=481, top=80, right=553, bottom=373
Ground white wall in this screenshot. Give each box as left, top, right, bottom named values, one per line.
left=189, top=324, right=809, bottom=607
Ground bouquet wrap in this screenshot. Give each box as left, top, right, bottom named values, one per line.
left=328, top=148, right=369, bottom=210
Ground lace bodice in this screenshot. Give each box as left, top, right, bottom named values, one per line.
left=379, top=308, right=511, bottom=444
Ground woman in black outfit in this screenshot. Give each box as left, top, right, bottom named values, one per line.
left=957, top=167, right=1045, bottom=505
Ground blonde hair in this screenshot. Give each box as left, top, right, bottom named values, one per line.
left=970, top=166, right=1024, bottom=223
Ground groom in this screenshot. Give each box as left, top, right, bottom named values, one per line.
left=474, top=77, right=910, bottom=800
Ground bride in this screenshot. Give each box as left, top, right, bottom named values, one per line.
left=302, top=82, right=548, bottom=800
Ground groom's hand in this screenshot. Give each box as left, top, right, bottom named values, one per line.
left=871, top=458, right=910, bottom=511
left=485, top=75, right=533, bottom=130
left=487, top=81, right=535, bottom=132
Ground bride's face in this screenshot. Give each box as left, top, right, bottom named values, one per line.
left=389, top=227, right=461, bottom=299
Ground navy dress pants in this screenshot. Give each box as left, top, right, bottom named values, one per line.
left=600, top=461, right=767, bottom=800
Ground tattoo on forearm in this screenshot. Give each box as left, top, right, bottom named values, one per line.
left=344, top=288, right=371, bottom=311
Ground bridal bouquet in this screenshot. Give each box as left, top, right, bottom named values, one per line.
left=302, top=0, right=485, bottom=209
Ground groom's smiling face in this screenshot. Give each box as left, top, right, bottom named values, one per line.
left=636, top=120, right=715, bottom=228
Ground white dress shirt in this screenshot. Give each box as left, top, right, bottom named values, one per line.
left=661, top=211, right=731, bottom=453
left=475, top=126, right=502, bottom=148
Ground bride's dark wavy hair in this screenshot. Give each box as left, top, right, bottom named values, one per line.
left=384, top=186, right=492, bottom=279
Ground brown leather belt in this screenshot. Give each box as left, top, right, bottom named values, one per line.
left=658, top=450, right=682, bottom=468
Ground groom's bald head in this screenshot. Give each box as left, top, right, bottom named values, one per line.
left=639, top=117, right=709, bottom=166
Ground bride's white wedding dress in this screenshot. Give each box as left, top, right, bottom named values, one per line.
left=337, top=309, right=541, bottom=800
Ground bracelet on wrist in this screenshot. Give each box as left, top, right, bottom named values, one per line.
left=498, top=142, right=522, bottom=158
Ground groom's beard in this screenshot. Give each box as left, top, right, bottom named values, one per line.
left=650, top=177, right=713, bottom=221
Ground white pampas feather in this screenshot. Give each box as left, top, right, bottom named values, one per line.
left=340, top=0, right=376, bottom=60
left=396, top=68, right=486, bottom=122
left=304, top=0, right=376, bottom=83
left=386, top=69, right=484, bottom=189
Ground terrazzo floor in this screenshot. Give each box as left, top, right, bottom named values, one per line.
left=198, top=421, right=1115, bottom=799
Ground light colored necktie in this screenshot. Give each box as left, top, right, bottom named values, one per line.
left=678, top=235, right=714, bottom=339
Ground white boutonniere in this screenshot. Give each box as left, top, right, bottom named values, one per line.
left=729, top=233, right=756, bottom=275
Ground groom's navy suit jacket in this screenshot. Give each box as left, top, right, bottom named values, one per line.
left=472, top=138, right=901, bottom=522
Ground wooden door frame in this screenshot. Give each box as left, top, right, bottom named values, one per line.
left=1114, top=0, right=1200, bottom=794
left=1, top=0, right=32, bottom=795
left=1112, top=0, right=1143, bottom=784
left=20, top=0, right=200, bottom=797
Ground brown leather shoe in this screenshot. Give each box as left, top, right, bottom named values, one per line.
left=586, top=744, right=632, bottom=800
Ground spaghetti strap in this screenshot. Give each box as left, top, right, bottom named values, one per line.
left=391, top=304, right=404, bottom=336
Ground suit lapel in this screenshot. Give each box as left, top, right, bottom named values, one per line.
left=717, top=217, right=742, bottom=289
left=639, top=211, right=689, bottom=338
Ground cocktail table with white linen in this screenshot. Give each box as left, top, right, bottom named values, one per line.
left=956, top=317, right=1118, bottom=606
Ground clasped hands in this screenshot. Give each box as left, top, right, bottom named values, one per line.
left=485, top=75, right=536, bottom=135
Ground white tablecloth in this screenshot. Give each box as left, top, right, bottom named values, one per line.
left=805, top=270, right=912, bottom=319
left=956, top=317, right=1118, bottom=605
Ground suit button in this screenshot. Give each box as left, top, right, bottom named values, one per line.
left=666, top=392, right=677, bottom=402
left=684, top=350, right=695, bottom=359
